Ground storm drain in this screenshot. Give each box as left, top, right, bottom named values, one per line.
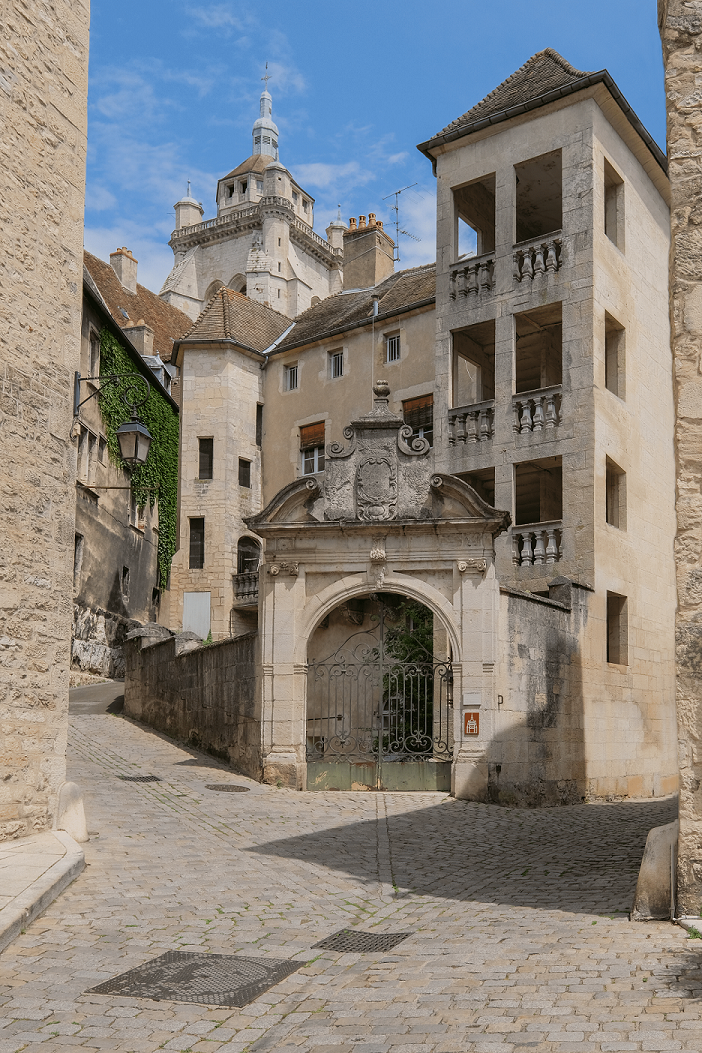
left=87, top=951, right=302, bottom=1007
left=118, top=775, right=161, bottom=783
left=205, top=784, right=250, bottom=792
left=313, top=929, right=413, bottom=953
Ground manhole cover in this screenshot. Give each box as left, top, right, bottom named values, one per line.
left=206, top=784, right=250, bottom=793
left=313, top=929, right=412, bottom=953
left=118, top=775, right=161, bottom=783
left=87, top=951, right=302, bottom=1007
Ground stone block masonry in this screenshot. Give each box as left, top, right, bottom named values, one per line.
left=0, top=0, right=89, bottom=839
left=660, top=0, right=702, bottom=916
left=124, top=633, right=262, bottom=777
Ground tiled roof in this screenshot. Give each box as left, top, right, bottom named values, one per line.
left=179, top=287, right=292, bottom=354
left=84, top=250, right=192, bottom=363
left=432, top=49, right=592, bottom=139
left=221, top=155, right=274, bottom=181
left=274, top=264, right=436, bottom=353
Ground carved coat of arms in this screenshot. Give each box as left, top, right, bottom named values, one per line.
left=355, top=456, right=397, bottom=522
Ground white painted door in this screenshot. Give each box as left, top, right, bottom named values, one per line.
left=183, top=591, right=211, bottom=639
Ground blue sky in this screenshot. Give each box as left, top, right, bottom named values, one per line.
left=84, top=0, right=665, bottom=292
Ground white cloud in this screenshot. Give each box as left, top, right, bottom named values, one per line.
left=84, top=223, right=177, bottom=294
left=190, top=5, right=249, bottom=30
left=292, top=161, right=373, bottom=191
left=386, top=188, right=436, bottom=270
left=85, top=184, right=117, bottom=211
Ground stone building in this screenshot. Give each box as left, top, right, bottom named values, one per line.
left=72, top=251, right=187, bottom=677
left=1, top=0, right=89, bottom=840
left=159, top=86, right=347, bottom=321
left=144, top=49, right=678, bottom=804
left=659, top=0, right=702, bottom=917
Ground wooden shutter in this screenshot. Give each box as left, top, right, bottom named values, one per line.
left=402, top=394, right=433, bottom=430
left=300, top=421, right=325, bottom=449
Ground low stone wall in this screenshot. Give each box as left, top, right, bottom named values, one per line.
left=124, top=632, right=261, bottom=778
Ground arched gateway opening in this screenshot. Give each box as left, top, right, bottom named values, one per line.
left=245, top=382, right=510, bottom=795
left=306, top=593, right=454, bottom=791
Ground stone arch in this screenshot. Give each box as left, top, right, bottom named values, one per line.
left=294, top=572, right=463, bottom=667
left=203, top=279, right=223, bottom=303
left=237, top=535, right=261, bottom=573
left=228, top=273, right=247, bottom=295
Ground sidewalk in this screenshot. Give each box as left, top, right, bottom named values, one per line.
left=0, top=830, right=85, bottom=954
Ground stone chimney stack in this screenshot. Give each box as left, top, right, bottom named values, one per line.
left=122, top=319, right=154, bottom=357
left=110, top=247, right=138, bottom=294
left=342, top=213, right=395, bottom=290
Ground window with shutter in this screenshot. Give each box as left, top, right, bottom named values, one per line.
left=402, top=395, right=433, bottom=447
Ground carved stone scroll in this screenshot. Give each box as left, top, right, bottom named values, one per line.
left=457, top=558, right=488, bottom=574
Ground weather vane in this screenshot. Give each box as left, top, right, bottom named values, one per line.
left=261, top=61, right=271, bottom=90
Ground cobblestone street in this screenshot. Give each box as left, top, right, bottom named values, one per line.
left=1, top=710, right=700, bottom=1053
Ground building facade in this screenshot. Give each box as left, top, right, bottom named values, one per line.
left=1, top=0, right=89, bottom=840
left=154, top=50, right=678, bottom=804
left=159, top=87, right=346, bottom=321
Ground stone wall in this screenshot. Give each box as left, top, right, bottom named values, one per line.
left=660, top=0, right=702, bottom=915
left=124, top=633, right=261, bottom=778
left=0, top=0, right=89, bottom=839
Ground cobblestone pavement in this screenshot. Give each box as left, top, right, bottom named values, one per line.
left=1, top=711, right=699, bottom=1053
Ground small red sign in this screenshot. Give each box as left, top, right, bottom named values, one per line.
left=464, top=711, right=480, bottom=736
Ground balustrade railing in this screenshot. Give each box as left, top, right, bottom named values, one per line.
left=513, top=233, right=562, bottom=282
left=512, top=386, right=562, bottom=433
left=449, top=253, right=495, bottom=301
left=233, top=571, right=259, bottom=603
left=512, top=522, right=563, bottom=566
left=448, top=400, right=495, bottom=445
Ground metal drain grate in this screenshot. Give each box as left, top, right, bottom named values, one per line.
left=206, top=784, right=250, bottom=792
left=87, top=951, right=302, bottom=1007
left=118, top=775, right=161, bottom=783
left=313, top=929, right=412, bottom=953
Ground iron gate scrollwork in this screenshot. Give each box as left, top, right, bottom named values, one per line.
left=306, top=599, right=453, bottom=790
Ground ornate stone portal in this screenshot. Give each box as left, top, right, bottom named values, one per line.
left=245, top=383, right=510, bottom=795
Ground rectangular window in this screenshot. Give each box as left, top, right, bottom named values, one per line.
left=604, top=313, right=626, bottom=399
left=604, top=159, right=625, bottom=250
left=515, top=150, right=562, bottom=243
left=256, top=404, right=263, bottom=447
left=285, top=364, right=298, bottom=391
left=73, top=534, right=84, bottom=590
left=89, top=331, right=100, bottom=376
left=189, top=517, right=205, bottom=569
left=130, top=492, right=145, bottom=531
left=330, top=350, right=343, bottom=378
left=292, top=191, right=298, bottom=204
left=300, top=421, right=325, bottom=475
left=303, top=199, right=309, bottom=211
left=403, top=394, right=434, bottom=447
left=606, top=458, right=627, bottom=530
left=453, top=173, right=495, bottom=258
left=515, top=456, right=562, bottom=525
left=386, top=334, right=401, bottom=363
left=238, top=458, right=251, bottom=487
left=121, top=566, right=130, bottom=602
left=607, top=592, right=628, bottom=665
left=198, top=437, right=213, bottom=480
left=98, top=436, right=107, bottom=465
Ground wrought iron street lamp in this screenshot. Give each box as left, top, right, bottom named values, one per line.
left=73, top=371, right=152, bottom=465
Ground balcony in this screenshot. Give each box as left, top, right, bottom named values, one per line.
left=449, top=252, right=495, bottom=302
left=513, top=233, right=562, bottom=283
left=512, top=385, right=562, bottom=433
left=512, top=522, right=563, bottom=566
left=233, top=571, right=259, bottom=606
left=448, top=400, right=495, bottom=445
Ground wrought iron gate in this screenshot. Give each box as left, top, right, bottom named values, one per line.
left=306, top=603, right=453, bottom=791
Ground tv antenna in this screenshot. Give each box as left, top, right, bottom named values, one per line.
left=383, top=183, right=420, bottom=262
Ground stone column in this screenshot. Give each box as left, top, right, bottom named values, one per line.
left=660, top=0, right=702, bottom=914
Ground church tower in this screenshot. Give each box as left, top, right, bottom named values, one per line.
left=160, top=76, right=345, bottom=320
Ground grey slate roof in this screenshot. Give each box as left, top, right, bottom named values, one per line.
left=273, top=264, right=436, bottom=354
left=435, top=49, right=592, bottom=139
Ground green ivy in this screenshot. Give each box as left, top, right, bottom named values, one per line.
left=98, top=327, right=179, bottom=589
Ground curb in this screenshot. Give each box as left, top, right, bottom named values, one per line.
left=0, top=831, right=85, bottom=954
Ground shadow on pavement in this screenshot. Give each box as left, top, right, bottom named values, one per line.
left=247, top=794, right=677, bottom=916
left=69, top=680, right=125, bottom=714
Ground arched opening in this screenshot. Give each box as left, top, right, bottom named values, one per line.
left=305, top=592, right=454, bottom=791
left=228, top=273, right=247, bottom=295
left=237, top=535, right=261, bottom=573
left=204, top=279, right=223, bottom=304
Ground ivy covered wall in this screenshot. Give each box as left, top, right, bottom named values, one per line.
left=98, top=327, right=179, bottom=588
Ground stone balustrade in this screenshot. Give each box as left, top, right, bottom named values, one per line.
left=449, top=253, right=495, bottom=300
left=448, top=400, right=495, bottom=445
left=233, top=571, right=259, bottom=603
left=512, top=386, right=562, bottom=433
left=513, top=233, right=561, bottom=282
left=512, top=522, right=563, bottom=566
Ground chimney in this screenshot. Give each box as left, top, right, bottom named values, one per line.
left=110, top=247, right=138, bottom=294
left=122, top=319, right=154, bottom=357
left=342, top=210, right=395, bottom=290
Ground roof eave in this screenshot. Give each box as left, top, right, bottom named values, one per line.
left=267, top=296, right=436, bottom=357
left=173, top=335, right=267, bottom=369
left=416, top=70, right=668, bottom=176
